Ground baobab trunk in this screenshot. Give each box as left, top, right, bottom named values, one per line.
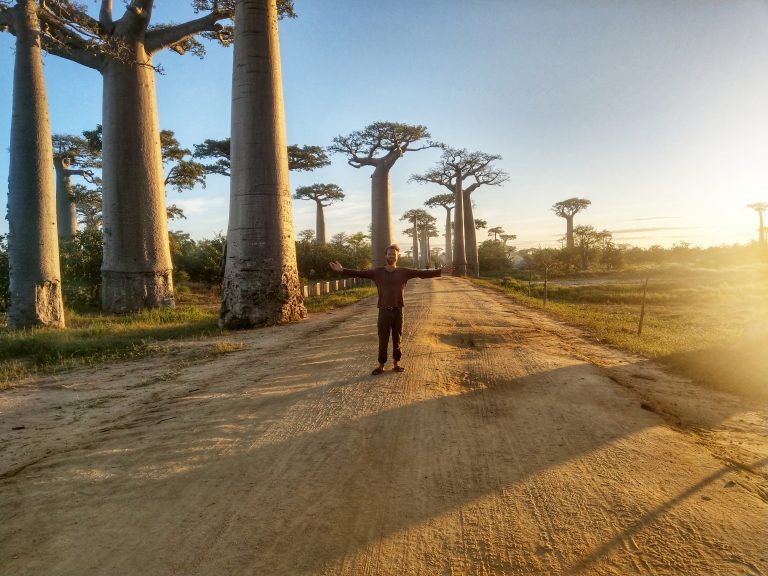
left=412, top=221, right=419, bottom=268
left=566, top=217, right=575, bottom=249
left=371, top=166, right=394, bottom=267
left=6, top=0, right=65, bottom=329
left=220, top=0, right=306, bottom=328
left=100, top=46, right=174, bottom=312
left=315, top=200, right=326, bottom=244
left=444, top=209, right=453, bottom=265
left=419, top=234, right=428, bottom=268
left=463, top=189, right=479, bottom=276
left=53, top=158, right=79, bottom=239
left=452, top=178, right=467, bottom=276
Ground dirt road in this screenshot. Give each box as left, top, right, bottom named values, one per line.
left=1, top=277, right=766, bottom=575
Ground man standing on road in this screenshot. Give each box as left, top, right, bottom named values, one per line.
left=330, top=245, right=453, bottom=375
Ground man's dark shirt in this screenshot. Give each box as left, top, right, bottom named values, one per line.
left=341, top=266, right=441, bottom=308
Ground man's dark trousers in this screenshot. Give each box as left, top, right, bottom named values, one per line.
left=377, top=307, right=403, bottom=365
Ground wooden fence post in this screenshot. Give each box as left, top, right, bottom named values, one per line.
left=637, top=277, right=649, bottom=336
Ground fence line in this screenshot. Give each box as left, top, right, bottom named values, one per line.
left=302, top=277, right=374, bottom=298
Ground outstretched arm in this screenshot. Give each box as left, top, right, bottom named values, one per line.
left=329, top=261, right=375, bottom=279
left=406, top=264, right=453, bottom=279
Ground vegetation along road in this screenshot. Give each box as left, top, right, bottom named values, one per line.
left=1, top=277, right=766, bottom=575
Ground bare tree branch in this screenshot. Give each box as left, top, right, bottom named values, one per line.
left=40, top=35, right=104, bottom=69
left=99, top=0, right=113, bottom=31
left=145, top=10, right=231, bottom=55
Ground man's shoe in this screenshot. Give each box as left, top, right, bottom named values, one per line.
left=393, top=365, right=405, bottom=372
left=372, top=367, right=385, bottom=375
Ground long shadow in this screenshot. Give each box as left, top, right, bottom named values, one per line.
left=565, top=456, right=768, bottom=575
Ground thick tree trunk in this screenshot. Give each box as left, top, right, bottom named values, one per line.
left=220, top=0, right=306, bottom=328
left=566, top=216, right=574, bottom=249
left=7, top=0, right=65, bottom=328
left=370, top=165, right=393, bottom=267
left=53, top=159, right=78, bottom=239
left=412, top=221, right=419, bottom=268
left=419, top=233, right=427, bottom=268
left=463, top=189, right=479, bottom=277
left=444, top=208, right=452, bottom=264
left=100, top=48, right=174, bottom=312
left=452, top=178, right=467, bottom=276
left=315, top=200, right=326, bottom=244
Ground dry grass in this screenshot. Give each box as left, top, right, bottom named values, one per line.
left=475, top=263, right=768, bottom=401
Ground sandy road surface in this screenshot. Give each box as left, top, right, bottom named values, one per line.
left=1, top=277, right=766, bottom=575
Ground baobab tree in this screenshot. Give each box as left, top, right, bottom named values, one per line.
left=411, top=147, right=508, bottom=276
left=220, top=0, right=306, bottom=328
left=419, top=222, right=440, bottom=268
left=400, top=209, right=433, bottom=268
left=2, top=0, right=65, bottom=328
left=52, top=135, right=97, bottom=239
left=293, top=184, right=345, bottom=244
left=747, top=203, right=767, bottom=245
left=330, top=122, right=437, bottom=267
left=552, top=198, right=591, bottom=250
left=424, top=193, right=454, bottom=264
left=488, top=226, right=505, bottom=241
left=500, top=233, right=517, bottom=246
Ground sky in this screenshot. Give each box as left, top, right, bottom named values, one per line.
left=1, top=0, right=768, bottom=250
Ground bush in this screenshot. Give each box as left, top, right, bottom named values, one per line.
left=60, top=229, right=103, bottom=308
left=478, top=240, right=511, bottom=276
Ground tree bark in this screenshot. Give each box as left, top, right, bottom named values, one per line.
left=220, top=0, right=306, bottom=328
left=452, top=177, right=467, bottom=276
left=100, top=41, right=175, bottom=312
left=7, top=0, right=65, bottom=329
left=566, top=216, right=574, bottom=249
left=412, top=220, right=419, bottom=268
left=370, top=163, right=394, bottom=267
left=53, top=158, right=79, bottom=239
left=315, top=200, right=326, bottom=244
left=444, top=207, right=453, bottom=264
left=463, top=188, right=479, bottom=276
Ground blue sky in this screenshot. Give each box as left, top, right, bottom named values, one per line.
left=2, top=0, right=768, bottom=249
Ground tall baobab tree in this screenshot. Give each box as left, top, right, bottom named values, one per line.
left=3, top=0, right=66, bottom=328
left=293, top=184, right=345, bottom=244
left=400, top=209, right=431, bottom=268
left=747, top=203, right=767, bottom=245
left=220, top=0, right=306, bottom=328
left=193, top=138, right=330, bottom=176
left=419, top=221, right=440, bottom=268
left=500, top=233, right=516, bottom=246
left=552, top=198, right=591, bottom=250
left=488, top=226, right=505, bottom=241
left=411, top=147, right=508, bottom=276
left=330, top=122, right=437, bottom=267
left=424, top=193, right=454, bottom=264
left=52, top=135, right=97, bottom=239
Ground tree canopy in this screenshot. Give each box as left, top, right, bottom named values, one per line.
left=329, top=121, right=437, bottom=168
left=293, top=184, right=345, bottom=206
left=193, top=138, right=330, bottom=175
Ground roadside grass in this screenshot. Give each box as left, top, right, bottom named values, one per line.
left=474, top=263, right=768, bottom=401
left=0, top=284, right=376, bottom=387
left=304, top=286, right=377, bottom=313
left=0, top=306, right=222, bottom=388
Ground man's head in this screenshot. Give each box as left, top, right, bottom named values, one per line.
left=385, top=244, right=400, bottom=266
